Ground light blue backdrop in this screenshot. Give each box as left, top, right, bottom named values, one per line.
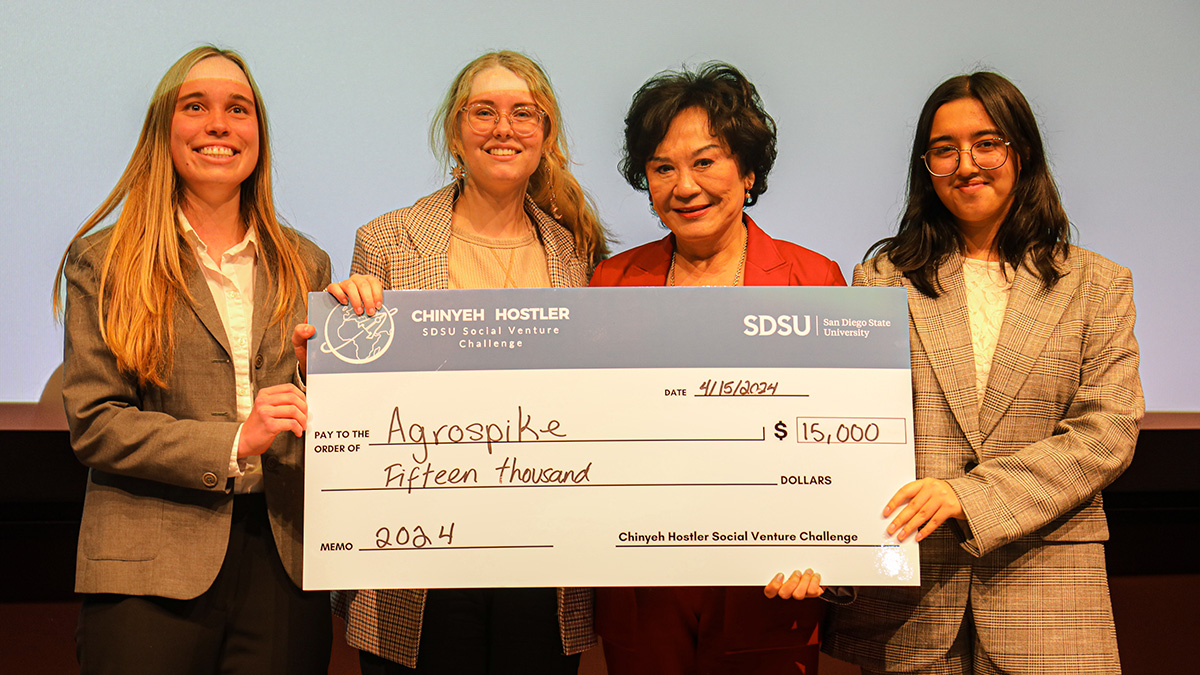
left=2, top=0, right=1197, bottom=410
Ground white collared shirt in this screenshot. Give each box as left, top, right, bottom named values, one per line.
left=180, top=212, right=262, bottom=493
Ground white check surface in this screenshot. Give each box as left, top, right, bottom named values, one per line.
left=304, top=366, right=918, bottom=589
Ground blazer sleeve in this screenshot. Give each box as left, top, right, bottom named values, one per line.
left=588, top=257, right=616, bottom=287
left=62, top=237, right=238, bottom=492
left=948, top=264, right=1143, bottom=556
left=824, top=260, right=848, bottom=287
left=349, top=220, right=392, bottom=281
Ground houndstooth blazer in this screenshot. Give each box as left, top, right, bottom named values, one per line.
left=331, top=184, right=594, bottom=667
left=823, top=247, right=1142, bottom=672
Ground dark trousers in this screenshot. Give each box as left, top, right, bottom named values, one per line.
left=358, top=587, right=579, bottom=675
left=76, top=494, right=332, bottom=675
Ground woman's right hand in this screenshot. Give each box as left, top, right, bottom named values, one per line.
left=763, top=568, right=824, bottom=600
left=327, top=274, right=384, bottom=316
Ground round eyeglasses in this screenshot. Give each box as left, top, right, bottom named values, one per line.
left=461, top=103, right=546, bottom=137
left=922, top=138, right=1010, bottom=177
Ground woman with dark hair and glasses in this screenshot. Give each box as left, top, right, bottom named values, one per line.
left=590, top=62, right=846, bottom=674
left=323, top=50, right=609, bottom=675
left=822, top=72, right=1142, bottom=674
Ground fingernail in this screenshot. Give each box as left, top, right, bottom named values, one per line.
left=772, top=573, right=784, bottom=583
left=887, top=524, right=896, bottom=534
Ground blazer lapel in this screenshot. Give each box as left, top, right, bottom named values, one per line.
left=621, top=234, right=674, bottom=286
left=249, top=259, right=272, bottom=362
left=978, top=258, right=1076, bottom=438
left=742, top=216, right=790, bottom=285
left=529, top=196, right=578, bottom=288
left=185, top=260, right=232, bottom=358
left=910, top=253, right=982, bottom=451
left=407, top=186, right=456, bottom=289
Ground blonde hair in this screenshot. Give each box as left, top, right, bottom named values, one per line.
left=431, top=50, right=611, bottom=266
left=53, top=45, right=313, bottom=388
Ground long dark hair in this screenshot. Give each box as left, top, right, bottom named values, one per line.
left=869, top=72, right=1070, bottom=298
left=620, top=62, right=776, bottom=205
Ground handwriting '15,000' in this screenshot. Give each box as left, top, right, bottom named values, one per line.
left=785, top=417, right=908, bottom=445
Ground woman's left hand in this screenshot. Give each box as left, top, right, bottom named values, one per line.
left=237, top=384, right=308, bottom=459
left=292, top=323, right=316, bottom=378
left=884, top=477, right=965, bottom=541
left=763, top=568, right=823, bottom=600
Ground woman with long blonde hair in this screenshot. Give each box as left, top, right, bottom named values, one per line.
left=327, top=50, right=608, bottom=674
left=56, top=45, right=332, bottom=674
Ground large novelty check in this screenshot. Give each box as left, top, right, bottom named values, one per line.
left=303, top=286, right=918, bottom=589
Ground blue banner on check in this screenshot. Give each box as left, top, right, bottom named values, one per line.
left=308, top=286, right=910, bottom=374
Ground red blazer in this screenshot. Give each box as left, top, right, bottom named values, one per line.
left=590, top=215, right=846, bottom=288
left=589, top=215, right=846, bottom=654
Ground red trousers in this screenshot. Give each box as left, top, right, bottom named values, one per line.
left=596, top=586, right=824, bottom=675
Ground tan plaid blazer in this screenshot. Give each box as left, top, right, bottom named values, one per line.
left=824, top=247, right=1142, bottom=673
left=331, top=184, right=594, bottom=667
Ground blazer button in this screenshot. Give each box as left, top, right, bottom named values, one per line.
left=263, top=456, right=279, bottom=471
left=255, top=353, right=264, bottom=369
left=202, top=472, right=219, bottom=488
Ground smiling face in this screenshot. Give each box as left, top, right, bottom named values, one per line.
left=169, top=56, right=259, bottom=204
left=645, top=107, right=754, bottom=255
left=457, top=66, right=545, bottom=197
left=927, top=97, right=1019, bottom=243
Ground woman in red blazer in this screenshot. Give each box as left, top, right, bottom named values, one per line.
left=590, top=62, right=845, bottom=674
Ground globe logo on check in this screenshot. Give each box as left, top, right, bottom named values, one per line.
left=320, top=304, right=399, bottom=364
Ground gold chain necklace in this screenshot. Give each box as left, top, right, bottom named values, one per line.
left=468, top=211, right=532, bottom=288
left=487, top=247, right=519, bottom=288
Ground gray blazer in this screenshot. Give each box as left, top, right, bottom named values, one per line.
left=824, top=247, right=1142, bottom=672
left=63, top=227, right=330, bottom=598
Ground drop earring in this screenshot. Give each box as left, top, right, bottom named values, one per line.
left=543, top=163, right=563, bottom=220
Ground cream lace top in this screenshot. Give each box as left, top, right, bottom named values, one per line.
left=962, top=257, right=1013, bottom=408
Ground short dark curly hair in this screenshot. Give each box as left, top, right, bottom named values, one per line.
left=620, top=62, right=777, bottom=206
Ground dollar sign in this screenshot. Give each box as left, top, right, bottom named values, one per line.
left=774, top=421, right=788, bottom=440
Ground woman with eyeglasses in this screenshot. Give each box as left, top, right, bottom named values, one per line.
left=822, top=72, right=1142, bottom=674
left=323, top=50, right=609, bottom=674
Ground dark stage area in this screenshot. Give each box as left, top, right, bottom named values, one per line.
left=3, top=414, right=1196, bottom=674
